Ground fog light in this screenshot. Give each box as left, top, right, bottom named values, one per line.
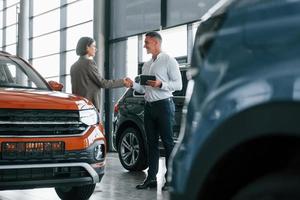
left=94, top=144, right=104, bottom=161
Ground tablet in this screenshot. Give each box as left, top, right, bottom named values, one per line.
left=140, top=75, right=156, bottom=85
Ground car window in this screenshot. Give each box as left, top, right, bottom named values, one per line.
left=0, top=57, right=48, bottom=90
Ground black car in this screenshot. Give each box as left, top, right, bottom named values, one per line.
left=170, top=0, right=300, bottom=200
left=113, top=66, right=188, bottom=171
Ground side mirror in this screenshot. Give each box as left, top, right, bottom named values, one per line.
left=48, top=81, right=63, bottom=91
left=134, top=75, right=140, bottom=83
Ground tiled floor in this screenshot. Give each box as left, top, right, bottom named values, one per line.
left=0, top=153, right=169, bottom=200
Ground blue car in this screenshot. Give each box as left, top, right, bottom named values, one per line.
left=169, top=0, right=300, bottom=199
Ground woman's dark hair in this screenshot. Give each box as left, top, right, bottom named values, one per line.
left=76, top=37, right=95, bottom=56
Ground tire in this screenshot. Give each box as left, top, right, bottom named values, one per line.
left=118, top=127, right=148, bottom=171
left=55, top=184, right=96, bottom=200
left=231, top=173, right=300, bottom=200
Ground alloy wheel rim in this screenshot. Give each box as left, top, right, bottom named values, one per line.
left=120, top=132, right=140, bottom=167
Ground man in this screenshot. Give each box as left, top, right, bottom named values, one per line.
left=129, top=32, right=182, bottom=190
left=70, top=37, right=131, bottom=111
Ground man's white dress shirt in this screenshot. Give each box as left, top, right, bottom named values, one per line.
left=132, top=52, right=182, bottom=102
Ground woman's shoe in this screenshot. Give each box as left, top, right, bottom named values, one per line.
left=162, top=182, right=169, bottom=191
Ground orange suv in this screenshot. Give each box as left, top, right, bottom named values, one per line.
left=0, top=51, right=106, bottom=200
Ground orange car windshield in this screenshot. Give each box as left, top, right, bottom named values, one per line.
left=0, top=57, right=49, bottom=90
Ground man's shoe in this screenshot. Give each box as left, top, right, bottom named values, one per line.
left=136, top=179, right=157, bottom=189
left=162, top=182, right=170, bottom=191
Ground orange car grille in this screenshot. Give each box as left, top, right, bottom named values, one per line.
left=0, top=109, right=88, bottom=136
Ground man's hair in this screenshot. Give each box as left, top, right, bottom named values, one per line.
left=145, top=31, right=162, bottom=43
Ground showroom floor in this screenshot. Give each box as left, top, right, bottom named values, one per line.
left=0, top=153, right=169, bottom=200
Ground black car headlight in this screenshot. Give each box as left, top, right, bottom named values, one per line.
left=79, top=109, right=99, bottom=125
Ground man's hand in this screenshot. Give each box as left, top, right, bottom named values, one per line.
left=124, top=77, right=133, bottom=88
left=147, top=80, right=162, bottom=88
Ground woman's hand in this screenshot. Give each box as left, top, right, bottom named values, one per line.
left=123, top=77, right=133, bottom=88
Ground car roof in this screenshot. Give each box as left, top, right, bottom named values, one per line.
left=0, top=51, right=18, bottom=59
left=201, top=0, right=236, bottom=21
left=0, top=51, right=12, bottom=56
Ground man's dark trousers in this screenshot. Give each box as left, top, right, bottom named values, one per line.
left=144, top=97, right=175, bottom=180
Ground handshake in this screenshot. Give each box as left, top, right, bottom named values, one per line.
left=123, top=76, right=162, bottom=88
left=123, top=77, right=133, bottom=88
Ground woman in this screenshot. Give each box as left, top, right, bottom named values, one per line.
left=70, top=37, right=130, bottom=110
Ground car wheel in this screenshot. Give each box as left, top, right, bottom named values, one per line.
left=231, top=173, right=300, bottom=200
left=118, top=127, right=148, bottom=171
left=55, top=184, right=96, bottom=200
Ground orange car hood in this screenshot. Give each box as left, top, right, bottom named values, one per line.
left=0, top=88, right=94, bottom=110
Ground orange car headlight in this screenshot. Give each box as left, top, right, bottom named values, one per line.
left=79, top=108, right=99, bottom=126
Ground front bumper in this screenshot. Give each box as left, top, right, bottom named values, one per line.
left=0, top=140, right=105, bottom=190
left=0, top=162, right=104, bottom=190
